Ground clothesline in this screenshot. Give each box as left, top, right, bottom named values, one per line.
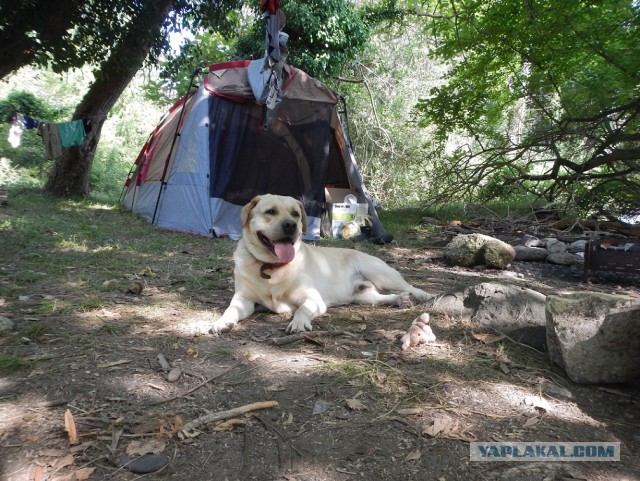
left=6, top=110, right=91, bottom=157
left=39, top=120, right=87, bottom=159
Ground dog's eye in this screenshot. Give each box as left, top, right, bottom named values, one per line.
left=265, top=208, right=277, bottom=216
left=292, top=210, right=300, bottom=218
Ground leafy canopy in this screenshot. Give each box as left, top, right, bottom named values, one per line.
left=415, top=0, right=640, bottom=216
left=234, top=0, right=371, bottom=79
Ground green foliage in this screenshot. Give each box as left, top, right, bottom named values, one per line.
left=0, top=90, right=65, bottom=180
left=333, top=23, right=443, bottom=207
left=284, top=0, right=371, bottom=77
left=0, top=356, right=32, bottom=374
left=233, top=0, right=371, bottom=79
left=92, top=80, right=165, bottom=200
left=146, top=32, right=234, bottom=104
left=0, top=91, right=57, bottom=121
left=412, top=0, right=640, bottom=217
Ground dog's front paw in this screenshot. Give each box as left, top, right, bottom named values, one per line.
left=412, top=289, right=434, bottom=303
left=396, top=292, right=413, bottom=308
left=286, top=317, right=313, bottom=334
left=210, top=316, right=238, bottom=335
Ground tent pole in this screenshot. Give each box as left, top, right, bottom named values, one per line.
left=151, top=66, right=204, bottom=225
left=119, top=162, right=137, bottom=204
left=338, top=95, right=353, bottom=151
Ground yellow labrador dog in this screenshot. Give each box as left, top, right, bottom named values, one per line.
left=212, top=194, right=431, bottom=334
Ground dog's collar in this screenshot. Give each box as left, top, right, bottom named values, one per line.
left=260, top=262, right=286, bottom=279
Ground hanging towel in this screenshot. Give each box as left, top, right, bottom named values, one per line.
left=57, top=120, right=86, bottom=147
left=38, top=123, right=63, bottom=159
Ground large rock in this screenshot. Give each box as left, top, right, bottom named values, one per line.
left=0, top=315, right=13, bottom=334
left=521, top=234, right=545, bottom=248
left=546, top=252, right=583, bottom=266
left=567, top=239, right=587, bottom=253
left=546, top=292, right=640, bottom=385
left=544, top=238, right=567, bottom=254
left=514, top=245, right=549, bottom=261
left=444, top=234, right=516, bottom=269
left=430, top=282, right=547, bottom=350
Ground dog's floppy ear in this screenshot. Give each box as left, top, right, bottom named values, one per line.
left=241, top=196, right=262, bottom=228
left=297, top=199, right=308, bottom=234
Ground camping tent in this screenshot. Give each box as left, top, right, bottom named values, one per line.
left=121, top=60, right=389, bottom=241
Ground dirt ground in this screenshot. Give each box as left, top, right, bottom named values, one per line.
left=1, top=240, right=639, bottom=481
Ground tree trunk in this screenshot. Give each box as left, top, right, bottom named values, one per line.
left=45, top=0, right=175, bottom=197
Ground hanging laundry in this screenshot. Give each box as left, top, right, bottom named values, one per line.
left=23, top=116, right=39, bottom=129
left=38, top=123, right=63, bottom=159
left=7, top=112, right=25, bottom=148
left=57, top=120, right=86, bottom=148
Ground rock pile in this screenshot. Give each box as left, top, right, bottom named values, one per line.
left=444, top=233, right=586, bottom=269
left=514, top=235, right=585, bottom=266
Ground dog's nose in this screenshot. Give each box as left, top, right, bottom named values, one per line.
left=281, top=220, right=297, bottom=236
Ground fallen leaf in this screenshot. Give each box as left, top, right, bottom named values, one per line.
left=33, top=465, right=44, bottom=481
left=97, top=360, right=130, bottom=368
left=354, top=443, right=378, bottom=455
left=170, top=415, right=184, bottom=436
left=213, top=418, right=248, bottom=431
left=54, top=453, right=74, bottom=469
left=336, top=468, right=358, bottom=475
left=64, top=409, right=78, bottom=445
left=141, top=266, right=155, bottom=277
left=423, top=416, right=451, bottom=437
left=472, top=333, right=505, bottom=344
left=126, top=439, right=166, bottom=456
left=312, top=400, right=329, bottom=415
left=345, top=398, right=367, bottom=411
left=110, top=428, right=123, bottom=453
left=523, top=416, right=540, bottom=427
left=523, top=396, right=551, bottom=411
left=405, top=448, right=422, bottom=461
left=38, top=448, right=67, bottom=457
left=69, top=442, right=94, bottom=453
left=396, top=408, right=423, bottom=416
left=74, top=467, right=95, bottom=481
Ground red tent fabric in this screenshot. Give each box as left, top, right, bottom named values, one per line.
left=261, top=0, right=280, bottom=14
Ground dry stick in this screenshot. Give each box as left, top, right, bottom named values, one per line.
left=254, top=414, right=305, bottom=457
left=150, top=362, right=242, bottom=405
left=271, top=330, right=355, bottom=346
left=179, top=401, right=279, bottom=439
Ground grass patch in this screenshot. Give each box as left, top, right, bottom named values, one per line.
left=0, top=356, right=32, bottom=374
left=98, top=324, right=127, bottom=335
left=16, top=323, right=50, bottom=341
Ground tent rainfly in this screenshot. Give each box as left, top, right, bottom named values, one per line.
left=121, top=60, right=390, bottom=242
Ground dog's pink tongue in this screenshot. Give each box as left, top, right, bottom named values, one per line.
left=274, top=241, right=295, bottom=264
